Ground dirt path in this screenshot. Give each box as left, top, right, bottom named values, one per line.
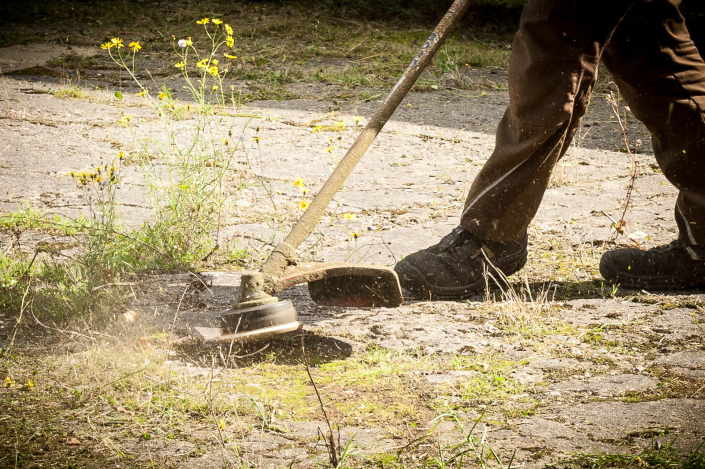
left=1, top=44, right=703, bottom=468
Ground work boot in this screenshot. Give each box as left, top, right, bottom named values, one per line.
left=394, top=226, right=528, bottom=299
left=600, top=240, right=705, bottom=290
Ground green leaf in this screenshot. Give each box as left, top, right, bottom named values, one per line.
left=115, top=91, right=123, bottom=100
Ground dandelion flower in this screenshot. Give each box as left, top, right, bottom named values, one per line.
left=197, top=59, right=208, bottom=69
left=213, top=85, right=218, bottom=91
left=129, top=41, right=141, bottom=52
left=110, top=38, right=124, bottom=48
left=177, top=39, right=188, bottom=48
left=212, top=59, right=219, bottom=66
left=343, top=213, right=356, bottom=220
left=208, top=65, right=219, bottom=77
left=196, top=18, right=210, bottom=24
left=293, top=177, right=305, bottom=188
left=225, top=24, right=233, bottom=35
left=100, top=42, right=113, bottom=50
left=226, top=36, right=234, bottom=48
left=212, top=19, right=223, bottom=25
left=174, top=62, right=187, bottom=68
left=311, top=125, right=322, bottom=133
left=117, top=151, right=126, bottom=159
left=137, top=89, right=148, bottom=96
left=299, top=200, right=310, bottom=210
left=158, top=92, right=167, bottom=99
left=224, top=53, right=237, bottom=59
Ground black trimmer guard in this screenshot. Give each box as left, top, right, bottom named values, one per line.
left=274, top=263, right=403, bottom=308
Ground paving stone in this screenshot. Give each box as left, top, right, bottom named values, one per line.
left=549, top=374, right=658, bottom=396
left=657, top=351, right=705, bottom=370
left=558, top=399, right=705, bottom=446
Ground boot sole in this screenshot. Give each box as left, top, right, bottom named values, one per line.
left=599, top=258, right=705, bottom=291
left=396, top=249, right=528, bottom=300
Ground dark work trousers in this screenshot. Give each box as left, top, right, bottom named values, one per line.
left=460, top=0, right=705, bottom=246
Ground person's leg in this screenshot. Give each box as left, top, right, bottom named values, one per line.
left=599, top=0, right=705, bottom=289
left=395, top=0, right=635, bottom=298
left=459, top=1, right=636, bottom=241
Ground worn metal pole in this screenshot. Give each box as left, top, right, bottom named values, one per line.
left=262, top=0, right=473, bottom=275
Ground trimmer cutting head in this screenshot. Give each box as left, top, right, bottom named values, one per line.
left=196, top=264, right=402, bottom=343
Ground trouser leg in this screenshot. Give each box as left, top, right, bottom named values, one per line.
left=601, top=0, right=705, bottom=246
left=460, top=0, right=636, bottom=242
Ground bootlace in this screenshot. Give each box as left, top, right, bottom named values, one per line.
left=439, top=227, right=484, bottom=258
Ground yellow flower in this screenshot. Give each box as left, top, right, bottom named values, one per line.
left=111, top=38, right=124, bottom=48
left=196, top=18, right=210, bottom=24
left=226, top=36, right=234, bottom=48
left=221, top=138, right=228, bottom=145
left=117, top=151, right=126, bottom=159
left=174, top=62, right=187, bottom=68
left=224, top=53, right=237, bottom=59
left=336, top=120, right=346, bottom=130
left=311, top=125, right=322, bottom=133
left=197, top=59, right=208, bottom=69
left=158, top=92, right=167, bottom=99
left=186, top=37, right=193, bottom=46
left=212, top=19, right=223, bottom=25
left=225, top=24, right=233, bottom=35
left=208, top=65, right=219, bottom=77
left=293, top=177, right=305, bottom=188
left=100, top=42, right=113, bottom=50
left=218, top=418, right=226, bottom=430
left=212, top=59, right=219, bottom=65
left=24, top=379, right=35, bottom=389
left=253, top=136, right=260, bottom=143
left=213, top=85, right=218, bottom=91
left=407, top=103, right=412, bottom=108
left=3, top=376, right=14, bottom=388
left=137, top=89, right=148, bottom=96
left=326, top=146, right=334, bottom=153
left=350, top=232, right=360, bottom=239
left=128, top=41, right=141, bottom=52
left=299, top=200, right=310, bottom=210
left=118, top=115, right=134, bottom=125
left=355, top=116, right=361, bottom=125
left=343, top=213, right=356, bottom=220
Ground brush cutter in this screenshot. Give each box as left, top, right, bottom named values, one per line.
left=195, top=0, right=474, bottom=342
